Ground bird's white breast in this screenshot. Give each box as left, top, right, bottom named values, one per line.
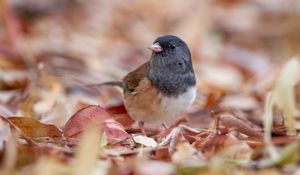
left=157, top=86, right=196, bottom=124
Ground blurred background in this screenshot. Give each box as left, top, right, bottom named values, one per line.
left=1, top=0, right=300, bottom=127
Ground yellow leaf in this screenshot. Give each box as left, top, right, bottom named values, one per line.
left=272, top=58, right=299, bottom=132
left=264, top=58, right=300, bottom=141
left=73, top=127, right=102, bottom=175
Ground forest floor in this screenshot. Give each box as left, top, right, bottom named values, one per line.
left=1, top=0, right=300, bottom=175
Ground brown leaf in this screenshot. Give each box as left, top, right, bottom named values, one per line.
left=201, top=133, right=228, bottom=157
left=0, top=46, right=25, bottom=70
left=1, top=116, right=62, bottom=138
left=153, top=147, right=171, bottom=161
left=218, top=114, right=263, bottom=140
left=16, top=144, right=68, bottom=167
left=0, top=78, right=29, bottom=90
left=63, top=105, right=130, bottom=143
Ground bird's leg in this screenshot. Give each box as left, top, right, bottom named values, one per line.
left=159, top=124, right=201, bottom=154
left=159, top=127, right=181, bottom=154
left=162, top=123, right=168, bottom=130
left=138, top=121, right=146, bottom=135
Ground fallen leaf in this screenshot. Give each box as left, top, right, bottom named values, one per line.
left=200, top=133, right=228, bottom=157
left=2, top=131, right=18, bottom=171
left=132, top=135, right=157, bottom=147
left=63, top=105, right=130, bottom=144
left=16, top=143, right=69, bottom=167
left=33, top=76, right=63, bottom=114
left=223, top=133, right=254, bottom=161
left=220, top=95, right=258, bottom=111
left=136, top=160, right=174, bottom=175
left=63, top=105, right=110, bottom=138
left=172, top=142, right=200, bottom=164
left=153, top=147, right=171, bottom=161
left=1, top=116, right=62, bottom=138
left=113, top=113, right=135, bottom=127
left=73, top=127, right=102, bottom=175
left=276, top=142, right=299, bottom=166
left=103, top=119, right=131, bottom=142
left=106, top=104, right=127, bottom=115
left=199, top=64, right=243, bottom=92
left=264, top=58, right=300, bottom=139
left=0, top=78, right=29, bottom=90
left=218, top=114, right=263, bottom=140
left=106, top=104, right=135, bottom=127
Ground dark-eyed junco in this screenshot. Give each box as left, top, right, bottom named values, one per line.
left=95, top=35, right=196, bottom=133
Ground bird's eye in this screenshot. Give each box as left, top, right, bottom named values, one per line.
left=170, top=45, right=176, bottom=49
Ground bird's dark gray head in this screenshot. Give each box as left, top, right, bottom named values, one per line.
left=148, top=35, right=193, bottom=74
left=147, top=35, right=196, bottom=96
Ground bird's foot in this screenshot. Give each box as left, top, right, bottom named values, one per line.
left=158, top=124, right=200, bottom=154
left=138, top=121, right=146, bottom=135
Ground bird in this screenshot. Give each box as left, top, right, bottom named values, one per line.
left=93, top=35, right=196, bottom=134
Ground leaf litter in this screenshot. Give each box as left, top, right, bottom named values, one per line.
left=1, top=0, right=300, bottom=174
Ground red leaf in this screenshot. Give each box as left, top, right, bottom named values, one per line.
left=63, top=105, right=110, bottom=138
left=112, top=113, right=135, bottom=127
left=106, top=104, right=135, bottom=127
left=106, top=104, right=127, bottom=115
left=103, top=119, right=131, bottom=142
left=63, top=105, right=130, bottom=143
left=2, top=116, right=62, bottom=138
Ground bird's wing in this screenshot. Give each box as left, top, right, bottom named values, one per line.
left=123, top=62, right=149, bottom=94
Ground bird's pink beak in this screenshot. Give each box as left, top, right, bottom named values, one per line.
left=148, top=42, right=163, bottom=52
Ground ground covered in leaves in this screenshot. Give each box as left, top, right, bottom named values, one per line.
left=1, top=0, right=300, bottom=175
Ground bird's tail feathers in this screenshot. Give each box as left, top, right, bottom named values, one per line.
left=87, top=81, right=124, bottom=89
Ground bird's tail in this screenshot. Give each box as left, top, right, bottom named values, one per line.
left=87, top=81, right=124, bottom=89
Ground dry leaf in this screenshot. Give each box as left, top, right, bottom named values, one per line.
left=63, top=105, right=111, bottom=138
left=265, top=58, right=300, bottom=137
left=2, top=116, right=62, bottom=138
left=33, top=76, right=63, bottom=114
left=218, top=114, right=263, bottom=139
left=132, top=135, right=157, bottom=147
left=172, top=142, right=200, bottom=164
left=220, top=95, right=258, bottom=111
left=73, top=127, right=103, bottom=175
left=63, top=105, right=130, bottom=144
left=136, top=160, right=174, bottom=175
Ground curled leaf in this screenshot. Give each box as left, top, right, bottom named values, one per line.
left=63, top=105, right=110, bottom=138
left=264, top=58, right=300, bottom=139
left=63, top=105, right=130, bottom=144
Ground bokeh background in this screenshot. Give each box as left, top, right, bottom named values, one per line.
left=1, top=0, right=300, bottom=127
left=2, top=1, right=300, bottom=174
